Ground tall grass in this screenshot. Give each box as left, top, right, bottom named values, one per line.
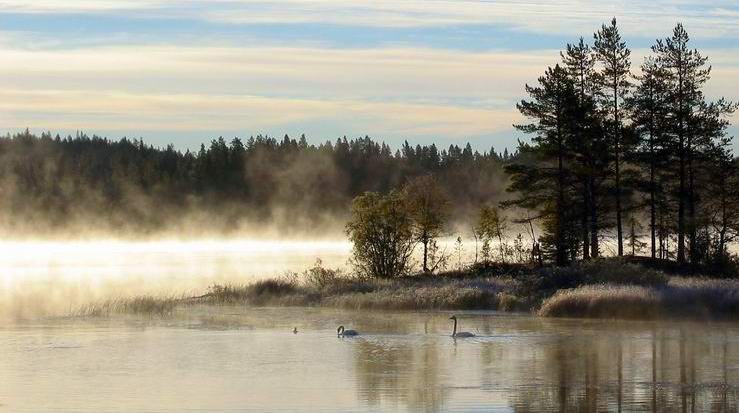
left=78, top=264, right=524, bottom=316
left=537, top=285, right=660, bottom=319
left=78, top=295, right=182, bottom=316
left=323, top=279, right=522, bottom=311
left=538, top=277, right=739, bottom=319
left=190, top=273, right=521, bottom=311
left=76, top=259, right=739, bottom=320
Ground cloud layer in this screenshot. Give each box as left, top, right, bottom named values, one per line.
left=0, top=1, right=737, bottom=150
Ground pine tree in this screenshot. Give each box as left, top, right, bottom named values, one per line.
left=594, top=17, right=632, bottom=256
left=652, top=24, right=710, bottom=263
left=506, top=65, right=580, bottom=265
left=561, top=37, right=604, bottom=259
left=627, top=58, right=670, bottom=259
left=692, top=99, right=738, bottom=263
left=708, top=150, right=739, bottom=261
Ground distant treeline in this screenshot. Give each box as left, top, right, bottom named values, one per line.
left=0, top=131, right=511, bottom=235
left=506, top=20, right=739, bottom=268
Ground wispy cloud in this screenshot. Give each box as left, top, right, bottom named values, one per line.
left=0, top=44, right=536, bottom=141
left=0, top=44, right=555, bottom=105
left=4, top=0, right=739, bottom=38
left=0, top=88, right=519, bottom=140
left=0, top=0, right=162, bottom=13
left=0, top=1, right=737, bottom=149
left=204, top=0, right=739, bottom=37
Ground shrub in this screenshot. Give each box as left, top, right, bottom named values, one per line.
left=346, top=191, right=416, bottom=278
left=302, top=259, right=344, bottom=290
left=528, top=258, right=666, bottom=291
left=203, top=280, right=298, bottom=305
left=467, top=261, right=530, bottom=277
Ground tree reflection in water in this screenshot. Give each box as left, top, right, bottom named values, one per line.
left=345, top=315, right=738, bottom=412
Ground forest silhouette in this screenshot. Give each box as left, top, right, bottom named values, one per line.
left=0, top=131, right=510, bottom=236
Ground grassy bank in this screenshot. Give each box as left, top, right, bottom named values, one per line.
left=79, top=258, right=739, bottom=320
left=538, top=278, right=739, bottom=320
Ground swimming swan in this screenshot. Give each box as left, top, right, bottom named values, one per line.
left=449, top=315, right=474, bottom=338
left=337, top=326, right=359, bottom=337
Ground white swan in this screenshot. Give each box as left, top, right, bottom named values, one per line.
left=337, top=326, right=359, bottom=337
left=449, top=315, right=475, bottom=338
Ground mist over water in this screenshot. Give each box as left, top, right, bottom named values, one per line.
left=0, top=235, right=501, bottom=321
left=1, top=309, right=737, bottom=412
left=0, top=239, right=351, bottom=320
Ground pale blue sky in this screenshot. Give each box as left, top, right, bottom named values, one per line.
left=0, top=0, right=737, bottom=151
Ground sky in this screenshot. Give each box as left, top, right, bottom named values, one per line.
left=0, top=0, right=737, bottom=152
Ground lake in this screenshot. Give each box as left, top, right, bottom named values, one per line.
left=1, top=307, right=737, bottom=412
left=1, top=240, right=737, bottom=412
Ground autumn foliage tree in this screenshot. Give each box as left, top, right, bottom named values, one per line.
left=345, top=191, right=416, bottom=278
left=403, top=175, right=450, bottom=273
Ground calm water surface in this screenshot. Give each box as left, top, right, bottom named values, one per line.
left=1, top=308, right=737, bottom=412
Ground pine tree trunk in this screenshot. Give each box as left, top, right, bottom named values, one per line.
left=676, top=70, right=686, bottom=264
left=649, top=131, right=657, bottom=260
left=687, top=141, right=696, bottom=263
left=718, top=187, right=727, bottom=259
left=582, top=180, right=591, bottom=259
left=590, top=176, right=600, bottom=257
left=650, top=172, right=657, bottom=260
left=557, top=125, right=567, bottom=266
left=578, top=69, right=590, bottom=260
left=658, top=207, right=665, bottom=259
left=614, top=82, right=624, bottom=256
left=677, top=146, right=686, bottom=263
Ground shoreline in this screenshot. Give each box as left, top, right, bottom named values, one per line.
left=79, top=259, right=739, bottom=321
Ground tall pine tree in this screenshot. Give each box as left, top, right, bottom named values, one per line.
left=506, top=65, right=580, bottom=265
left=627, top=58, right=670, bottom=259
left=594, top=18, right=632, bottom=257
left=652, top=24, right=710, bottom=263
left=561, top=37, right=606, bottom=259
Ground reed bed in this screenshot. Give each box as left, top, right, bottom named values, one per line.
left=78, top=295, right=183, bottom=317
left=538, top=277, right=739, bottom=319
left=76, top=272, right=523, bottom=316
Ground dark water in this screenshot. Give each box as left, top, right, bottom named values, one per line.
left=0, top=308, right=737, bottom=412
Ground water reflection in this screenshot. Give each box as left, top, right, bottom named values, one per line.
left=353, top=339, right=448, bottom=412
left=502, top=324, right=736, bottom=412
left=345, top=314, right=739, bottom=412
left=0, top=309, right=737, bottom=412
